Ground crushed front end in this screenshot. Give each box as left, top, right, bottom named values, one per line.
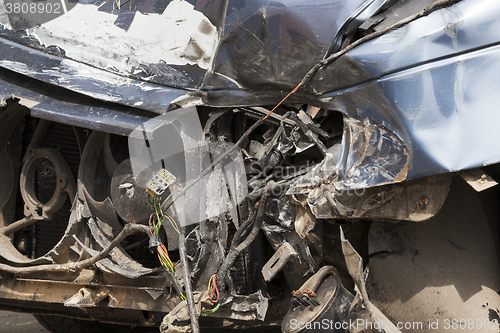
left=0, top=0, right=500, bottom=332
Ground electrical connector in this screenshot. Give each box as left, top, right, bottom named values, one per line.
left=149, top=234, right=162, bottom=250
left=310, top=297, right=320, bottom=306
left=146, top=169, right=176, bottom=197
left=291, top=296, right=301, bottom=308
left=300, top=295, right=311, bottom=307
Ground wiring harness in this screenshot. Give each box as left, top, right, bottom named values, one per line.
left=147, top=189, right=221, bottom=313
left=147, top=192, right=186, bottom=300
left=201, top=274, right=220, bottom=314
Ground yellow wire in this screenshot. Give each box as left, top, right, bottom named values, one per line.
left=159, top=245, right=174, bottom=269
left=148, top=191, right=185, bottom=300
left=157, top=246, right=173, bottom=271
left=207, top=274, right=215, bottom=293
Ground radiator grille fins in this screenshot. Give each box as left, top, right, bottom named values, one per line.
left=33, top=123, right=80, bottom=258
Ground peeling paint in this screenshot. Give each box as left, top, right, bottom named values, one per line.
left=26, top=0, right=218, bottom=74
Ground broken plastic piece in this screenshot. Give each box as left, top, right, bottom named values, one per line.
left=146, top=168, right=176, bottom=197
left=64, top=287, right=118, bottom=308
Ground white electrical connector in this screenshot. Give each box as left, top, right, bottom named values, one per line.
left=146, top=169, right=176, bottom=197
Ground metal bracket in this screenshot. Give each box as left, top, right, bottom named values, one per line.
left=460, top=168, right=497, bottom=192
left=261, top=242, right=298, bottom=282
left=64, top=287, right=118, bottom=308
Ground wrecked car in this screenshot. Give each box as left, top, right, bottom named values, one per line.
left=0, top=0, right=499, bottom=332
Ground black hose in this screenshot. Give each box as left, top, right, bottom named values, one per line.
left=0, top=224, right=149, bottom=274
left=231, top=202, right=257, bottom=246
left=216, top=189, right=271, bottom=302
left=1, top=217, right=37, bottom=235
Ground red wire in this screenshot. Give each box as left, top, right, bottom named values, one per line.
left=166, top=214, right=180, bottom=233
left=148, top=213, right=154, bottom=234
left=261, top=82, right=302, bottom=122
left=210, top=277, right=216, bottom=301
left=211, top=274, right=219, bottom=304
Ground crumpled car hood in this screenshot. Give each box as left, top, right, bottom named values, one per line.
left=0, top=0, right=376, bottom=91
left=2, top=0, right=500, bottom=190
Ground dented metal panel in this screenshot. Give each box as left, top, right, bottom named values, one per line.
left=1, top=0, right=499, bottom=190
left=312, top=0, right=500, bottom=182
left=0, top=0, right=362, bottom=96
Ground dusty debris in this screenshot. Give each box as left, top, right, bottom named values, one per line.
left=341, top=228, right=401, bottom=333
